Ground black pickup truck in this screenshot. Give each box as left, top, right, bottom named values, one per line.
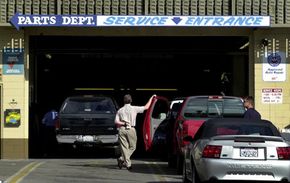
left=55, top=95, right=119, bottom=154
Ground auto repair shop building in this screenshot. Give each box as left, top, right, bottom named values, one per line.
left=0, top=0, right=290, bottom=159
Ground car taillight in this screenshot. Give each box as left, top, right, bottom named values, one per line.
left=276, top=147, right=290, bottom=160
left=55, top=118, right=60, bottom=130
left=202, top=145, right=222, bottom=158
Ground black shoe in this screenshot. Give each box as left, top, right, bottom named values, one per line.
left=126, top=166, right=132, bottom=170
left=117, top=158, right=124, bottom=169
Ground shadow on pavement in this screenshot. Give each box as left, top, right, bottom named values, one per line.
left=63, top=158, right=179, bottom=176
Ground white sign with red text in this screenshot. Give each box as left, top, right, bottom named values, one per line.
left=262, top=88, right=283, bottom=104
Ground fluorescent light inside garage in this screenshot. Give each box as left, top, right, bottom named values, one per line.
left=74, top=88, right=115, bottom=91
left=136, top=88, right=178, bottom=91
left=74, top=88, right=178, bottom=91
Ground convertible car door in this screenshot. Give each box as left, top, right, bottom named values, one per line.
left=143, top=96, right=169, bottom=151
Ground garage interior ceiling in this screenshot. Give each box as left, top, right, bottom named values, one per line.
left=30, top=36, right=248, bottom=107
left=31, top=36, right=248, bottom=54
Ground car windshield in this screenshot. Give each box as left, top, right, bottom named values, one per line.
left=182, top=97, right=245, bottom=119
left=61, top=97, right=117, bottom=114
left=203, top=123, right=276, bottom=138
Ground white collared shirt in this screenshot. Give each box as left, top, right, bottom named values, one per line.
left=115, top=104, right=145, bottom=127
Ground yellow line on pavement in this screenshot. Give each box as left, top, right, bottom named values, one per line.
left=6, top=161, right=44, bottom=183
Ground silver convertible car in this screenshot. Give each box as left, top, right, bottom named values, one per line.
left=183, top=118, right=290, bottom=183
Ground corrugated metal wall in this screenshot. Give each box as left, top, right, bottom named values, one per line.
left=0, top=0, right=290, bottom=25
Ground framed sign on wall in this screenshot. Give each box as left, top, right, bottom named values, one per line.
left=4, top=109, right=21, bottom=127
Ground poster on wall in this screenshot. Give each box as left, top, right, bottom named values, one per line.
left=263, top=52, right=286, bottom=82
left=2, top=48, right=24, bottom=75
left=0, top=68, right=2, bottom=81
left=262, top=88, right=283, bottom=104
left=4, top=109, right=21, bottom=127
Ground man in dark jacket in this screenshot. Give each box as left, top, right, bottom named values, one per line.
left=41, top=109, right=58, bottom=157
left=243, top=96, right=261, bottom=120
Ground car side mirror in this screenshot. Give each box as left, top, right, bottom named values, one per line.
left=183, top=135, right=194, bottom=142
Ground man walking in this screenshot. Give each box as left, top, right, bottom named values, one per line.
left=115, top=94, right=156, bottom=170
left=243, top=96, right=261, bottom=120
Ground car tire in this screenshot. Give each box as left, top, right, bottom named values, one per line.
left=182, top=161, right=190, bottom=183
left=57, top=143, right=75, bottom=158
left=177, top=154, right=183, bottom=174
left=168, top=154, right=177, bottom=168
left=191, top=164, right=201, bottom=183
left=114, top=147, right=121, bottom=158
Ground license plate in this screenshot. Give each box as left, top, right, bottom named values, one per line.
left=83, top=135, right=94, bottom=142
left=240, top=148, right=258, bottom=157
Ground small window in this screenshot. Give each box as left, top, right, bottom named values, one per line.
left=152, top=100, right=168, bottom=119
left=204, top=124, right=275, bottom=138
left=182, top=97, right=245, bottom=119
left=223, top=99, right=245, bottom=117
left=216, top=127, right=239, bottom=135
left=61, top=97, right=116, bottom=114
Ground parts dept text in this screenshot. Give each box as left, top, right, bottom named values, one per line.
left=17, top=15, right=96, bottom=26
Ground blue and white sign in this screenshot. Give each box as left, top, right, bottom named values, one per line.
left=3, top=48, right=24, bottom=75
left=10, top=13, right=97, bottom=30
left=10, top=13, right=270, bottom=29
left=97, top=16, right=270, bottom=27
left=263, top=52, right=286, bottom=82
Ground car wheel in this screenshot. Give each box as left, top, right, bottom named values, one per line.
left=182, top=161, right=190, bottom=183
left=191, top=164, right=201, bottom=183
left=177, top=154, right=183, bottom=174
left=57, top=144, right=74, bottom=158
left=168, top=154, right=177, bottom=168
left=114, top=146, right=121, bottom=157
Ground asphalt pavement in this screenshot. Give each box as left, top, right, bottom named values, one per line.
left=0, top=158, right=181, bottom=183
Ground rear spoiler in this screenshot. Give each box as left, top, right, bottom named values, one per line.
left=211, top=135, right=284, bottom=142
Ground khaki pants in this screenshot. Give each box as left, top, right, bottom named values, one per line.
left=118, top=126, right=137, bottom=167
